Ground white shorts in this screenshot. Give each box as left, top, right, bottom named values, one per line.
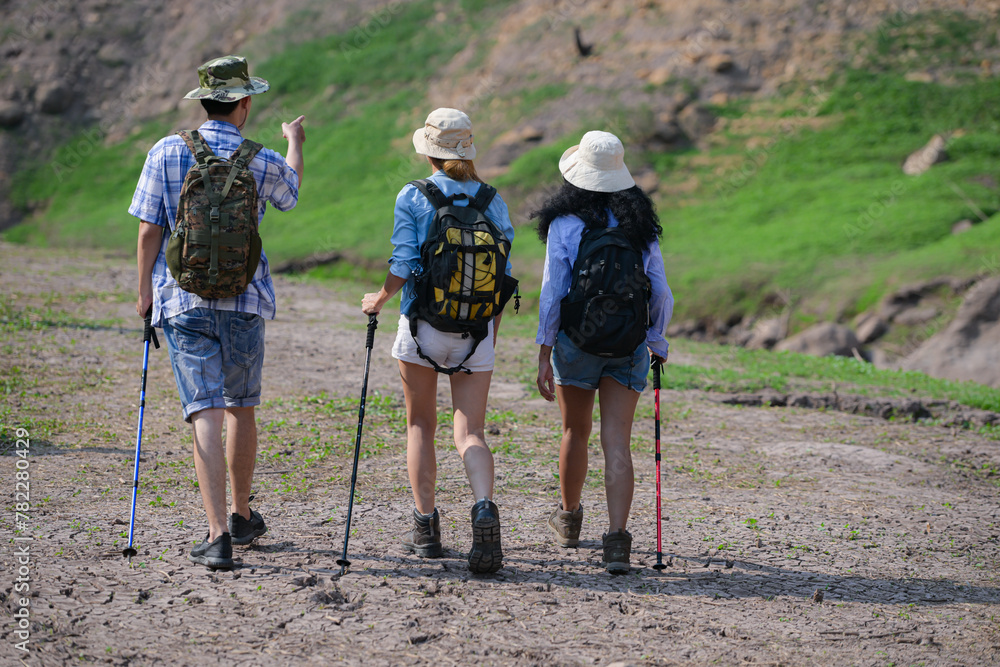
left=392, top=314, right=494, bottom=373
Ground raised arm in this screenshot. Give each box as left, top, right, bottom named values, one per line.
left=281, top=115, right=306, bottom=187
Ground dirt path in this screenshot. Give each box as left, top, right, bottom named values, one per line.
left=1, top=243, right=999, bottom=666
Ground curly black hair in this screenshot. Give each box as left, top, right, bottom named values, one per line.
left=533, top=180, right=662, bottom=247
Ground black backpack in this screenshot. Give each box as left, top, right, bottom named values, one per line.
left=559, top=226, right=651, bottom=358
left=409, top=179, right=512, bottom=375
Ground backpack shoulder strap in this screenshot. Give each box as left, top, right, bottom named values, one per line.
left=230, top=139, right=263, bottom=170
left=470, top=183, right=497, bottom=213
left=176, top=130, right=216, bottom=166
left=219, top=139, right=264, bottom=203
left=177, top=130, right=222, bottom=219
left=408, top=179, right=450, bottom=210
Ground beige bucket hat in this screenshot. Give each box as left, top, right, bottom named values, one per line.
left=559, top=130, right=635, bottom=193
left=412, top=108, right=476, bottom=160
left=183, top=55, right=270, bottom=102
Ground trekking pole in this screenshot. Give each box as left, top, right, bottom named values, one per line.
left=337, top=314, right=378, bottom=575
left=652, top=357, right=667, bottom=571
left=123, top=307, right=159, bottom=559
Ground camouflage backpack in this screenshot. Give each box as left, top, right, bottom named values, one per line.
left=166, top=130, right=263, bottom=299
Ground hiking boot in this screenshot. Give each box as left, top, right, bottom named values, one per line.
left=602, top=529, right=632, bottom=575
left=547, top=503, right=583, bottom=548
left=468, top=498, right=503, bottom=574
left=402, top=508, right=443, bottom=558
left=229, top=508, right=267, bottom=546
left=188, top=533, right=234, bottom=570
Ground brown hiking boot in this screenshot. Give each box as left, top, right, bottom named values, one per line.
left=547, top=503, right=583, bottom=547
left=402, top=508, right=443, bottom=558
left=602, top=529, right=632, bottom=574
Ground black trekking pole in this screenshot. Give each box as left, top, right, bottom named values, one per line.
left=337, top=314, right=378, bottom=575
left=652, top=357, right=667, bottom=571
left=123, top=307, right=159, bottom=559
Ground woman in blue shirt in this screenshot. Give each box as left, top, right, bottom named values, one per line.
left=362, top=108, right=515, bottom=574
left=535, top=131, right=673, bottom=574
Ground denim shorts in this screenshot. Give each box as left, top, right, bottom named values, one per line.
left=552, top=330, right=649, bottom=392
left=161, top=308, right=265, bottom=422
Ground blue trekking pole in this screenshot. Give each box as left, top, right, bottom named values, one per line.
left=337, top=314, right=378, bottom=575
left=123, top=307, right=159, bottom=559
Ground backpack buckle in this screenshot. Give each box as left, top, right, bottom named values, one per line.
left=210, top=206, right=221, bottom=223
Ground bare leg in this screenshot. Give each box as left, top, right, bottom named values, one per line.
left=450, top=370, right=494, bottom=500
left=399, top=360, right=438, bottom=514
left=597, top=377, right=641, bottom=532
left=225, top=407, right=257, bottom=520
left=555, top=384, right=596, bottom=512
left=190, top=408, right=227, bottom=540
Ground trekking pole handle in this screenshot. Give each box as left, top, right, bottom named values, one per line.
left=366, top=314, right=378, bottom=350
left=143, top=306, right=160, bottom=349
left=652, top=357, right=661, bottom=390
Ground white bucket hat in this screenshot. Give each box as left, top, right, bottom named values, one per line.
left=412, top=108, right=477, bottom=160
left=558, top=130, right=635, bottom=193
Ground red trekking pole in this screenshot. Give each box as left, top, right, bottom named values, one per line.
left=652, top=357, right=666, bottom=571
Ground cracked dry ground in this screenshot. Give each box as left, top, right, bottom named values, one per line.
left=1, top=243, right=999, bottom=666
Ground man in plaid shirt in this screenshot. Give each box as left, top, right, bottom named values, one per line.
left=130, top=55, right=305, bottom=570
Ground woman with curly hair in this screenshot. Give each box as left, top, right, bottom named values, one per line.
left=534, top=130, right=673, bottom=574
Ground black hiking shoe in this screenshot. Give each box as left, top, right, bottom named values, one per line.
left=602, top=529, right=632, bottom=575
left=547, top=503, right=583, bottom=548
left=468, top=498, right=502, bottom=574
left=188, top=533, right=234, bottom=570
left=229, top=508, right=267, bottom=546
left=402, top=508, right=443, bottom=558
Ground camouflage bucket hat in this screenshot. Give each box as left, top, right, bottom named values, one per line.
left=183, top=55, right=270, bottom=102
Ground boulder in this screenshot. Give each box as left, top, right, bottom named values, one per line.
left=879, top=279, right=951, bottom=321
left=676, top=104, right=716, bottom=142
left=96, top=41, right=129, bottom=67
left=0, top=102, right=25, bottom=128
left=774, top=322, right=860, bottom=358
left=632, top=169, right=660, bottom=194
left=644, top=66, right=673, bottom=87
left=640, top=112, right=686, bottom=152
left=744, top=318, right=783, bottom=350
left=36, top=81, right=72, bottom=114
left=952, top=219, right=974, bottom=235
left=704, top=53, right=735, bottom=73
left=480, top=125, right=544, bottom=169
left=854, top=312, right=888, bottom=344
left=893, top=306, right=939, bottom=327
left=902, top=134, right=948, bottom=176
left=902, top=277, right=1000, bottom=388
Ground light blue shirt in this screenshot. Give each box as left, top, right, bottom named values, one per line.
left=536, top=213, right=673, bottom=358
left=389, top=170, right=515, bottom=316
left=128, top=120, right=300, bottom=327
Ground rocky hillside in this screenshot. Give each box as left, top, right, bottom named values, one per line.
left=3, top=0, right=1000, bottom=388
left=3, top=0, right=997, bottom=225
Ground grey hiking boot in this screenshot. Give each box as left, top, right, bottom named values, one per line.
left=402, top=508, right=443, bottom=558
left=188, top=533, right=234, bottom=570
left=547, top=503, right=583, bottom=547
left=468, top=498, right=502, bottom=574
left=602, top=529, right=632, bottom=574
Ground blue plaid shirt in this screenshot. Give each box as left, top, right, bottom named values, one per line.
left=128, top=120, right=299, bottom=327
